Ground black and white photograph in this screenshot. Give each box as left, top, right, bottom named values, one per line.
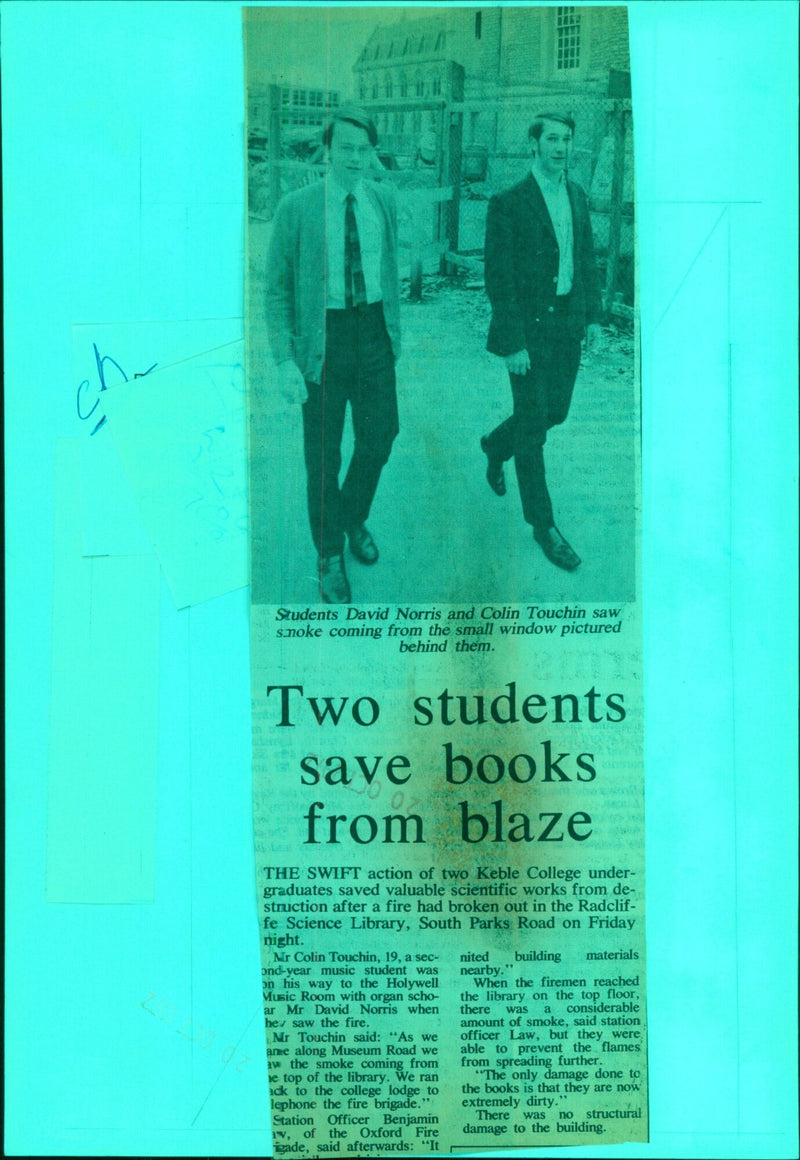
left=246, top=6, right=637, bottom=605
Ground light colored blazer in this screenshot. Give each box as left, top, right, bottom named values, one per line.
left=265, top=178, right=401, bottom=385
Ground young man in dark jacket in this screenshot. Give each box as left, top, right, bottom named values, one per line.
left=482, top=112, right=601, bottom=572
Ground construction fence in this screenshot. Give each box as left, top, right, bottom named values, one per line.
left=248, top=77, right=634, bottom=318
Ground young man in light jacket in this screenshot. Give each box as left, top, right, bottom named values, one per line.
left=265, top=106, right=401, bottom=604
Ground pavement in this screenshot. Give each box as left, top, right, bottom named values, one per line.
left=248, top=221, right=638, bottom=607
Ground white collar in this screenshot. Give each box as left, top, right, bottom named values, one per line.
left=327, top=173, right=365, bottom=202
left=531, top=163, right=566, bottom=193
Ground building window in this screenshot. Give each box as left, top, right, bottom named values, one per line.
left=432, top=76, right=441, bottom=96
left=399, top=75, right=408, bottom=97
left=403, top=38, right=411, bottom=55
left=556, top=6, right=581, bottom=71
left=475, top=11, right=482, bottom=39
left=372, top=82, right=379, bottom=99
left=435, top=31, right=445, bottom=51
left=416, top=77, right=425, bottom=97
left=385, top=75, right=393, bottom=98
left=412, top=111, right=422, bottom=134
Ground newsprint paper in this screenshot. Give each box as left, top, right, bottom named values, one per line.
left=245, top=6, right=646, bottom=1154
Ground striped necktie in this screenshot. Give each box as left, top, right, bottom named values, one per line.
left=344, top=192, right=367, bottom=308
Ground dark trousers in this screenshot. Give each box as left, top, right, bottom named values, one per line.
left=484, top=306, right=581, bottom=533
left=302, top=302, right=398, bottom=557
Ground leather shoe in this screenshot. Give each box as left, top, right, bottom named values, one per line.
left=319, top=554, right=351, bottom=603
left=480, top=436, right=506, bottom=496
left=347, top=523, right=379, bottom=565
left=534, top=526, right=581, bottom=571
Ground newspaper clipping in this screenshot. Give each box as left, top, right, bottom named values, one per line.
left=246, top=6, right=645, bottom=1154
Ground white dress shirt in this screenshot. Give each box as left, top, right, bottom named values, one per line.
left=324, top=176, right=383, bottom=308
left=531, top=165, right=574, bottom=296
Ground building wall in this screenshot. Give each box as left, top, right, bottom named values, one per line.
left=350, top=7, right=630, bottom=183
left=354, top=7, right=629, bottom=104
left=587, top=8, right=631, bottom=75
left=500, top=8, right=546, bottom=89
left=446, top=8, right=503, bottom=95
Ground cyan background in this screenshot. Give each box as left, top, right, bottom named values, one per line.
left=4, top=1, right=797, bottom=1156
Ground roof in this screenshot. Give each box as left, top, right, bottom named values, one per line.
left=356, top=15, right=449, bottom=66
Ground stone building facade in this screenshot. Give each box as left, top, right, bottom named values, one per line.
left=353, top=6, right=630, bottom=173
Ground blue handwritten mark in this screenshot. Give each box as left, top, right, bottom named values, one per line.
left=76, top=343, right=157, bottom=435
left=193, top=426, right=226, bottom=463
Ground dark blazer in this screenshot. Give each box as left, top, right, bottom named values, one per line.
left=265, top=178, right=401, bottom=385
left=485, top=172, right=602, bottom=357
